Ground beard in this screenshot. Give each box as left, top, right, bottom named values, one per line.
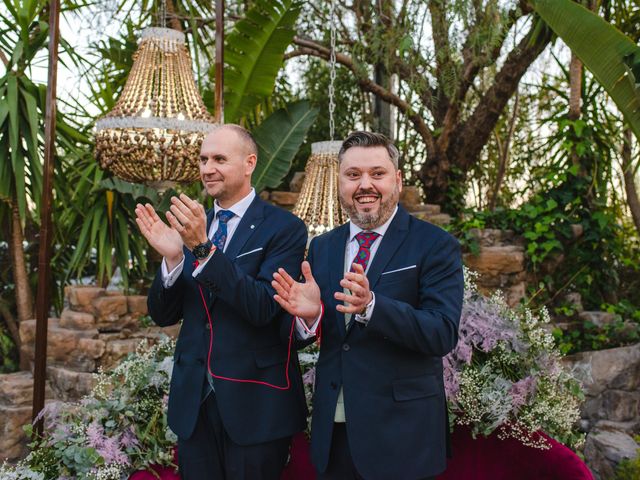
left=339, top=185, right=399, bottom=230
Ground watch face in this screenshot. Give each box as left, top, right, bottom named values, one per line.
left=193, top=241, right=212, bottom=259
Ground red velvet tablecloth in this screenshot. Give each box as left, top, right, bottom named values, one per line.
left=130, top=428, right=593, bottom=480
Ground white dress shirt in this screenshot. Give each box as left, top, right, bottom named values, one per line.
left=295, top=206, right=399, bottom=339
left=161, top=189, right=257, bottom=287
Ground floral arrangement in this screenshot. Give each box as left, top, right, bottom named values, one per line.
left=298, top=270, right=585, bottom=450
left=443, top=270, right=584, bottom=449
left=1, top=337, right=177, bottom=480
left=2, top=271, right=585, bottom=478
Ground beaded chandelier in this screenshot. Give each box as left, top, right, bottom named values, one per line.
left=95, top=27, right=216, bottom=187
left=292, top=141, right=346, bottom=237
left=292, top=0, right=346, bottom=237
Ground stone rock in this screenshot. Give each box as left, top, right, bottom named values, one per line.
left=132, top=324, right=180, bottom=341
left=579, top=311, right=616, bottom=328
left=410, top=204, right=441, bottom=215
left=127, top=295, right=148, bottom=315
left=20, top=321, right=99, bottom=368
left=97, top=313, right=140, bottom=332
left=269, top=191, right=299, bottom=207
left=59, top=309, right=96, bottom=330
left=105, top=290, right=124, bottom=297
left=584, top=429, right=639, bottom=480
left=564, top=292, right=584, bottom=313
left=425, top=213, right=452, bottom=226
left=399, top=186, right=422, bottom=210
left=289, top=172, right=306, bottom=193
left=506, top=282, right=526, bottom=307
left=463, top=245, right=525, bottom=276
left=19, top=318, right=59, bottom=345
left=0, top=404, right=31, bottom=462
left=565, top=344, right=640, bottom=397
left=92, top=295, right=128, bottom=322
left=99, top=338, right=142, bottom=369
left=68, top=286, right=105, bottom=312
left=47, top=367, right=96, bottom=401
left=259, top=190, right=270, bottom=201
left=600, top=389, right=640, bottom=422
left=0, top=372, right=35, bottom=406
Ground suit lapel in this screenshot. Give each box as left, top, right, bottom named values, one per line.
left=223, top=196, right=265, bottom=260
left=366, top=206, right=411, bottom=290
left=328, top=223, right=350, bottom=337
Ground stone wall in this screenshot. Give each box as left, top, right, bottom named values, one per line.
left=564, top=344, right=640, bottom=479
left=0, top=286, right=179, bottom=463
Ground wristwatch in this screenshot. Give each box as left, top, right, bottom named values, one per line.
left=192, top=239, right=213, bottom=260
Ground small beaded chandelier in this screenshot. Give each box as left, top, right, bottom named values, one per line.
left=292, top=0, right=346, bottom=238
left=94, top=27, right=216, bottom=188
left=292, top=141, right=347, bottom=236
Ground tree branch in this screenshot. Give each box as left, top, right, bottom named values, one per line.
left=290, top=36, right=436, bottom=157
left=444, top=23, right=551, bottom=173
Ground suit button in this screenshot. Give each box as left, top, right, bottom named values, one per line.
left=342, top=343, right=350, bottom=352
left=330, top=382, right=337, bottom=390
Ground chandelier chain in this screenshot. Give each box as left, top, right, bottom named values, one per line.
left=161, top=0, right=166, bottom=28
left=328, top=0, right=337, bottom=140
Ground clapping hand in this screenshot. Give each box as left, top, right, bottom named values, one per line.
left=334, top=263, right=372, bottom=315
left=272, top=261, right=322, bottom=327
left=135, top=203, right=183, bottom=269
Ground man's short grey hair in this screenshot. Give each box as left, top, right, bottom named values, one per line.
left=213, top=124, right=258, bottom=157
left=338, top=131, right=399, bottom=169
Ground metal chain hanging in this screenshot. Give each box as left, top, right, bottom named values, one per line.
left=328, top=0, right=337, bottom=140
left=291, top=0, right=346, bottom=236
left=160, top=0, right=166, bottom=28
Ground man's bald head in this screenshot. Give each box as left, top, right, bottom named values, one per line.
left=207, top=124, right=258, bottom=158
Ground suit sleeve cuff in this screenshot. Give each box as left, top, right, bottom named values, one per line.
left=161, top=256, right=185, bottom=288
left=355, top=291, right=375, bottom=325
left=294, top=303, right=324, bottom=340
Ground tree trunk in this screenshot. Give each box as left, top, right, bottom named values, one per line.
left=622, top=128, right=640, bottom=235
left=9, top=203, right=34, bottom=322
left=488, top=90, right=519, bottom=211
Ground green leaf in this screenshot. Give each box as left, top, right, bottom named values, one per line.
left=533, top=0, right=640, bottom=144
left=224, top=0, right=301, bottom=123
left=252, top=100, right=319, bottom=192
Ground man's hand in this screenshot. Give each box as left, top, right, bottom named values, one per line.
left=166, top=193, right=208, bottom=250
left=135, top=203, right=184, bottom=269
left=334, top=263, right=372, bottom=315
left=272, top=261, right=322, bottom=327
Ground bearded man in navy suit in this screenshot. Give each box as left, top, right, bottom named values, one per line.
left=273, top=131, right=464, bottom=480
left=135, top=124, right=308, bottom=480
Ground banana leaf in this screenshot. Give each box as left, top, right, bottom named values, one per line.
left=224, top=0, right=301, bottom=123
left=533, top=0, right=640, bottom=143
left=252, top=100, right=318, bottom=193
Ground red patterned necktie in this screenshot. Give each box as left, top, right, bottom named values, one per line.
left=350, top=231, right=380, bottom=272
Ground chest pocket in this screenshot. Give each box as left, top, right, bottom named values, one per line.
left=374, top=266, right=419, bottom=305
left=234, top=247, right=264, bottom=275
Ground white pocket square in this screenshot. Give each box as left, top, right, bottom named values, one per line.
left=236, top=247, right=263, bottom=259
left=381, top=265, right=417, bottom=275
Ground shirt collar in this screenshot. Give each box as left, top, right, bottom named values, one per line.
left=213, top=188, right=256, bottom=220
left=348, top=205, right=399, bottom=242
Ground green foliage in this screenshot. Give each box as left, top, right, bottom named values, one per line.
left=0, top=324, right=18, bottom=373
left=533, top=0, right=640, bottom=144
left=224, top=0, right=302, bottom=123
left=252, top=100, right=319, bottom=192
left=616, top=438, right=640, bottom=480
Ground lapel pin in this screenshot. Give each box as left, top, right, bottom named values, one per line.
left=250, top=224, right=255, bottom=229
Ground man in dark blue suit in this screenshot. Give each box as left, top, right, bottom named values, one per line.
left=273, top=131, right=464, bottom=480
left=135, top=124, right=308, bottom=479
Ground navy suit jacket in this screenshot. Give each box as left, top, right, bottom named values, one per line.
left=307, top=206, right=463, bottom=480
left=147, top=196, right=308, bottom=445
